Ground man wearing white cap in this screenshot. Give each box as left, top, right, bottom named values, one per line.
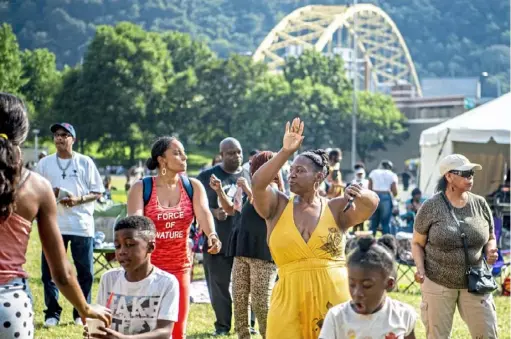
left=351, top=167, right=369, bottom=189
left=411, top=153, right=498, bottom=338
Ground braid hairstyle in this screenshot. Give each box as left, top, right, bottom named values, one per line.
left=347, top=235, right=397, bottom=280
left=0, top=93, right=29, bottom=221
left=300, top=149, right=330, bottom=176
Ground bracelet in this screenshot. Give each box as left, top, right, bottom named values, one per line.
left=208, top=232, right=219, bottom=239
left=81, top=195, right=85, bottom=203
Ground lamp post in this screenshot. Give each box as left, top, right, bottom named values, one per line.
left=351, top=0, right=358, bottom=169
left=33, top=129, right=40, bottom=160
left=481, top=72, right=501, bottom=98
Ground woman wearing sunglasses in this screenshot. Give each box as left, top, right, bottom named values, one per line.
left=411, top=154, right=498, bottom=338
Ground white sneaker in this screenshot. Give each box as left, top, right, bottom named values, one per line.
left=44, top=318, right=59, bottom=327
left=74, top=318, right=83, bottom=326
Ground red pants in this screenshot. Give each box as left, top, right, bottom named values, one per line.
left=170, top=269, right=191, bottom=339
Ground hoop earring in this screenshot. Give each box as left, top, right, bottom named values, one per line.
left=313, top=181, right=319, bottom=191
left=161, top=168, right=167, bottom=176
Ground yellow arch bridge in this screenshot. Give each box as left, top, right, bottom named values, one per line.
left=253, top=4, right=423, bottom=97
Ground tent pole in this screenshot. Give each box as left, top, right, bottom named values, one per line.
left=424, top=128, right=451, bottom=193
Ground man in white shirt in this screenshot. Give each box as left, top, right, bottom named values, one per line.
left=36, top=122, right=104, bottom=327
left=368, top=160, right=398, bottom=235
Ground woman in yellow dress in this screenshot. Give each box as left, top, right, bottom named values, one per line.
left=252, top=118, right=379, bottom=339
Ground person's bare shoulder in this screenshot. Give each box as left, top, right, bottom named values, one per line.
left=14, top=171, right=54, bottom=220
left=23, top=170, right=52, bottom=196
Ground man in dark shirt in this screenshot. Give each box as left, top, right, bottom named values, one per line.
left=197, top=137, right=251, bottom=336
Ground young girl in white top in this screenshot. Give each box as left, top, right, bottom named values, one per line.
left=319, top=235, right=417, bottom=339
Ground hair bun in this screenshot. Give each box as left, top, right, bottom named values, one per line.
left=146, top=157, right=158, bottom=171
left=377, top=235, right=398, bottom=256
left=357, top=236, right=376, bottom=252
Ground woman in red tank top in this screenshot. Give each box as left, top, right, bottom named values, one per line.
left=127, top=136, right=221, bottom=339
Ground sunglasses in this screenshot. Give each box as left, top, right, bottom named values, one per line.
left=449, top=170, right=475, bottom=178
left=54, top=132, right=72, bottom=139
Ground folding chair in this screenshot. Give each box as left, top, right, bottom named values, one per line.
left=492, top=249, right=510, bottom=286
left=93, top=248, right=116, bottom=277
left=395, top=232, right=418, bottom=293
left=397, top=259, right=417, bottom=293
left=492, top=216, right=511, bottom=290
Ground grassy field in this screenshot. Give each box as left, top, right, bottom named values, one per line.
left=29, top=176, right=510, bottom=338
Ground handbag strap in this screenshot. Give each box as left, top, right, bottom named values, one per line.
left=440, top=193, right=471, bottom=274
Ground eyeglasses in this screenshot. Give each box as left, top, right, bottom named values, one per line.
left=54, top=132, right=71, bottom=139
left=449, top=170, right=475, bottom=178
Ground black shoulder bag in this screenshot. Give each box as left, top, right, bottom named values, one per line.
left=440, top=193, right=497, bottom=295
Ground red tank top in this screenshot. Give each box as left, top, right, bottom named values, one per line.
left=144, top=177, right=194, bottom=273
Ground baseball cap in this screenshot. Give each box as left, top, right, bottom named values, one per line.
left=355, top=168, right=365, bottom=175
left=50, top=122, right=76, bottom=138
left=439, top=154, right=482, bottom=176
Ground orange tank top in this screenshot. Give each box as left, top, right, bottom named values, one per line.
left=0, top=170, right=32, bottom=284
left=144, top=177, right=194, bottom=273
left=0, top=213, right=32, bottom=284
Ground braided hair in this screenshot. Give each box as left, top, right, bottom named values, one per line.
left=347, top=235, right=397, bottom=279
left=0, top=93, right=29, bottom=221
left=300, top=149, right=329, bottom=176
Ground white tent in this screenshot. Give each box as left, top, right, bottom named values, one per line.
left=419, top=93, right=511, bottom=197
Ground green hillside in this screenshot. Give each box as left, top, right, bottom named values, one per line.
left=1, top=0, right=508, bottom=95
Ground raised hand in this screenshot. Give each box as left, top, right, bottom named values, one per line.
left=283, top=117, right=304, bottom=153
left=209, top=174, right=222, bottom=192
left=237, top=177, right=250, bottom=194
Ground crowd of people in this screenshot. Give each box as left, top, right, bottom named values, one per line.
left=0, top=92, right=502, bottom=339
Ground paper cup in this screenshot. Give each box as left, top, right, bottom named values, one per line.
left=86, top=304, right=108, bottom=335
left=86, top=318, right=107, bottom=335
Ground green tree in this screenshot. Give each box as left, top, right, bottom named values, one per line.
left=284, top=50, right=352, bottom=96
left=0, top=23, right=25, bottom=94
left=285, top=78, right=351, bottom=150
left=20, top=48, right=61, bottom=123
left=355, top=91, right=409, bottom=162
left=150, top=31, right=216, bottom=144
left=78, top=22, right=172, bottom=161
left=51, top=66, right=92, bottom=153
left=278, top=51, right=407, bottom=161
left=192, top=55, right=268, bottom=145
left=235, top=73, right=292, bottom=151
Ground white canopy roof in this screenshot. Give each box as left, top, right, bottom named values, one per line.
left=420, top=93, right=511, bottom=146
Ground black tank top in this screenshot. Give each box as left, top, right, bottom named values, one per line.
left=227, top=202, right=273, bottom=262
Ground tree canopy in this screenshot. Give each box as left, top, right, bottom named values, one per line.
left=0, top=0, right=508, bottom=95
left=0, top=21, right=410, bottom=164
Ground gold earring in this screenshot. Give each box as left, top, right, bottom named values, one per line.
left=313, top=182, right=319, bottom=191
left=162, top=168, right=167, bottom=176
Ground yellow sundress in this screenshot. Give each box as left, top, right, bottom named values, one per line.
left=266, top=196, right=350, bottom=339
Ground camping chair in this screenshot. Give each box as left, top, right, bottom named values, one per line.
left=492, top=217, right=511, bottom=289
left=93, top=202, right=127, bottom=277
left=395, top=232, right=418, bottom=293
